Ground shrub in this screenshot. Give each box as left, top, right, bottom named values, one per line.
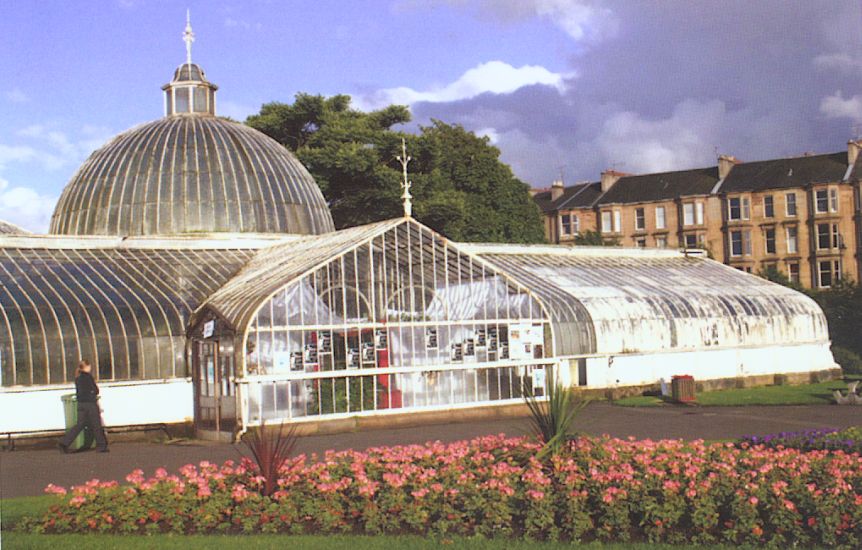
left=740, top=427, right=862, bottom=455
left=523, top=371, right=587, bottom=457
left=241, top=421, right=298, bottom=496
left=19, top=435, right=862, bottom=548
left=833, top=346, right=862, bottom=375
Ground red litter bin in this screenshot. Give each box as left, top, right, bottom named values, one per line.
left=671, top=375, right=696, bottom=403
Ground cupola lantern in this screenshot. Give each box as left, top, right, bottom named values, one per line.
left=161, top=11, right=218, bottom=116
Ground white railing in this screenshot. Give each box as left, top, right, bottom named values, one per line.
left=240, top=359, right=555, bottom=425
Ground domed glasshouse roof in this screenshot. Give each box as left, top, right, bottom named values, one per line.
left=50, top=50, right=334, bottom=237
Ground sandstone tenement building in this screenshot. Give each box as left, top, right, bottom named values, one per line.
left=534, top=141, right=862, bottom=289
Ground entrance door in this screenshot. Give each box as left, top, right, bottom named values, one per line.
left=193, top=339, right=237, bottom=439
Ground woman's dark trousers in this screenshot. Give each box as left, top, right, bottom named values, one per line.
left=60, top=401, right=107, bottom=451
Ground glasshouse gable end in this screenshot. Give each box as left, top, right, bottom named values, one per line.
left=0, top=39, right=839, bottom=441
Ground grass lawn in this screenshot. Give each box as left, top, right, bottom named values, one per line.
left=0, top=496, right=742, bottom=550
left=614, top=376, right=859, bottom=407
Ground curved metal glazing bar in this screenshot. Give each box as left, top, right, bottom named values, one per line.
left=472, top=249, right=829, bottom=356
left=238, top=219, right=553, bottom=420
left=50, top=116, right=335, bottom=237
left=0, top=245, right=254, bottom=387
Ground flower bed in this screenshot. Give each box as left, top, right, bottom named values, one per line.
left=21, top=435, right=862, bottom=548
left=740, top=427, right=862, bottom=454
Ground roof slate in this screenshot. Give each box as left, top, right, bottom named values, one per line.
left=533, top=181, right=602, bottom=212
left=719, top=152, right=848, bottom=193
left=597, top=167, right=719, bottom=205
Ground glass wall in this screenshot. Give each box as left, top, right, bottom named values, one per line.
left=243, top=222, right=552, bottom=422
left=0, top=246, right=254, bottom=387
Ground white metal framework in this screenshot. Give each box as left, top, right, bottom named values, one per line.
left=196, top=218, right=554, bottom=425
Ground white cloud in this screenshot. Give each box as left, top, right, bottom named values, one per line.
left=4, top=124, right=113, bottom=172
left=5, top=88, right=29, bottom=103
left=0, top=177, right=57, bottom=233
left=475, top=127, right=499, bottom=144
left=410, top=0, right=618, bottom=43
left=813, top=53, right=862, bottom=74
left=359, top=60, right=571, bottom=110
left=531, top=0, right=618, bottom=42
left=224, top=17, right=262, bottom=30
left=0, top=144, right=39, bottom=170
left=819, top=91, right=862, bottom=123
left=595, top=99, right=727, bottom=174
left=491, top=128, right=569, bottom=185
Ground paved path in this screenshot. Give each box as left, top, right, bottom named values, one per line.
left=2, top=403, right=859, bottom=499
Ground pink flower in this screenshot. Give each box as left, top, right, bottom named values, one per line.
left=44, top=483, right=67, bottom=495
left=526, top=489, right=545, bottom=501
left=232, top=483, right=250, bottom=502
left=749, top=496, right=759, bottom=506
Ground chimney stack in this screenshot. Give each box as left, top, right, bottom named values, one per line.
left=600, top=170, right=623, bottom=193
left=718, top=154, right=738, bottom=179
left=550, top=179, right=565, bottom=201
left=848, top=140, right=861, bottom=167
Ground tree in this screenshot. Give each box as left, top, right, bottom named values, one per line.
left=758, top=268, right=862, bottom=359
left=245, top=94, right=545, bottom=243
left=573, top=230, right=619, bottom=246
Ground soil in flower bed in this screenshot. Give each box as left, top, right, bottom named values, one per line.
left=15, top=435, right=862, bottom=549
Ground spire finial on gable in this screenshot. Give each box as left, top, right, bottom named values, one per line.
left=397, top=138, right=413, bottom=218
left=183, top=9, right=195, bottom=64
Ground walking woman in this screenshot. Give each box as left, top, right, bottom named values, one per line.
left=58, top=360, right=109, bottom=453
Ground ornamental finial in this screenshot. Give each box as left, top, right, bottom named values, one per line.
left=183, top=9, right=195, bottom=65
left=397, top=138, right=413, bottom=218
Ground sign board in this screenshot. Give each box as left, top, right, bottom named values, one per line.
left=202, top=320, right=215, bottom=339
left=507, top=324, right=543, bottom=359
left=532, top=368, right=546, bottom=390
left=274, top=351, right=292, bottom=372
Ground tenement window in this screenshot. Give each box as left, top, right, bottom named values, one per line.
left=786, top=226, right=798, bottom=254
left=764, top=195, right=774, bottom=218
left=683, top=203, right=694, bottom=226
left=635, top=208, right=645, bottom=231
left=764, top=228, right=776, bottom=254
left=601, top=211, right=612, bottom=233
left=728, top=197, right=750, bottom=220
left=785, top=192, right=797, bottom=216
left=730, top=230, right=751, bottom=256
left=815, top=189, right=829, bottom=213
left=788, top=262, right=800, bottom=284
left=655, top=206, right=666, bottom=229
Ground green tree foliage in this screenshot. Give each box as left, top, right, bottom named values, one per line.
left=759, top=269, right=862, bottom=360
left=245, top=94, right=545, bottom=243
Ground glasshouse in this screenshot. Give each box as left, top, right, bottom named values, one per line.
left=0, top=39, right=838, bottom=441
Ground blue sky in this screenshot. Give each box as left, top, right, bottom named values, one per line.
left=2, top=0, right=861, bottom=232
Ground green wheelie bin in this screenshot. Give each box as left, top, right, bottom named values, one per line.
left=61, top=394, right=89, bottom=450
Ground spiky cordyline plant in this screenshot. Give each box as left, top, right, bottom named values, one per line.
left=241, top=421, right=298, bottom=496
left=523, top=369, right=587, bottom=458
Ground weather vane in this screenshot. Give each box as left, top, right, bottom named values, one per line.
left=397, top=138, right=413, bottom=218
left=183, top=9, right=195, bottom=64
